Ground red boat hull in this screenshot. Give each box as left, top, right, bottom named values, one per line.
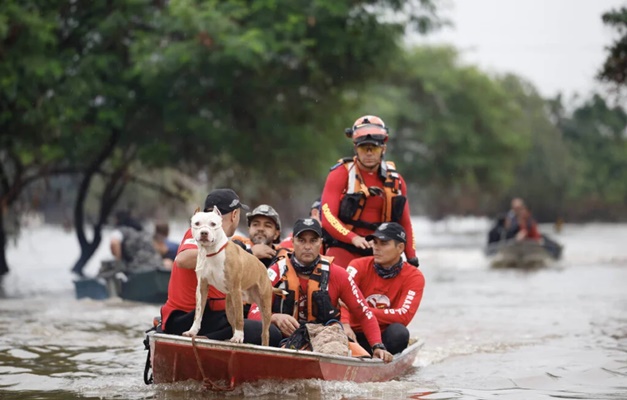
left=150, top=333, right=422, bottom=386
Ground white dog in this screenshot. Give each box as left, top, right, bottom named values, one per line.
left=182, top=207, right=273, bottom=346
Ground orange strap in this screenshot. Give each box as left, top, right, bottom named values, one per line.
left=348, top=341, right=371, bottom=358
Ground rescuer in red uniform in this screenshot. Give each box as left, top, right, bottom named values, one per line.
left=320, top=115, right=419, bottom=268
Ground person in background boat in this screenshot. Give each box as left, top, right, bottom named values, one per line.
left=107, top=210, right=164, bottom=274
left=343, top=223, right=425, bottom=355
left=320, top=115, right=419, bottom=269
left=160, top=188, right=282, bottom=346
left=252, top=218, right=393, bottom=362
left=487, top=213, right=508, bottom=245
left=278, top=198, right=322, bottom=250
left=505, top=198, right=541, bottom=241
left=232, top=204, right=282, bottom=268
left=153, top=221, right=178, bottom=270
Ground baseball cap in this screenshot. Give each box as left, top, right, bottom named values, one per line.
left=365, top=222, right=407, bottom=244
left=293, top=218, right=322, bottom=238
left=246, top=204, right=281, bottom=231
left=204, top=188, right=250, bottom=214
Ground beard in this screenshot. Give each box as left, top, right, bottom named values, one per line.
left=251, top=232, right=273, bottom=245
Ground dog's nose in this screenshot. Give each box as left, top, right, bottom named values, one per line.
left=200, top=230, right=209, bottom=237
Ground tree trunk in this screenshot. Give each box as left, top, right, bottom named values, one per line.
left=70, top=167, right=103, bottom=275
left=0, top=210, right=8, bottom=276
left=70, top=129, right=129, bottom=276
left=71, top=239, right=101, bottom=275
left=72, top=130, right=128, bottom=276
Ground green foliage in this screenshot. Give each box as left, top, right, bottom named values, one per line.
left=130, top=0, right=437, bottom=183
left=495, top=76, right=574, bottom=220
left=560, top=95, right=627, bottom=208
left=0, top=1, right=64, bottom=157
left=598, top=7, right=627, bottom=91
left=357, top=46, right=531, bottom=215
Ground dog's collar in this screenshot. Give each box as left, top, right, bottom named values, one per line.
left=205, top=241, right=228, bottom=257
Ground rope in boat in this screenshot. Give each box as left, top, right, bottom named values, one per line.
left=191, top=336, right=235, bottom=391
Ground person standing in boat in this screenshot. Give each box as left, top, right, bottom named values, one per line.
left=255, top=217, right=393, bottom=362
left=160, top=188, right=282, bottom=346
left=231, top=204, right=282, bottom=268
left=505, top=198, right=541, bottom=241
left=319, top=115, right=419, bottom=269
left=343, top=223, right=425, bottom=355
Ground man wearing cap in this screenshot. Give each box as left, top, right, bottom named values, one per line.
left=279, top=198, right=322, bottom=250
left=253, top=217, right=394, bottom=362
left=343, top=222, right=425, bottom=355
left=232, top=204, right=282, bottom=268
left=320, top=115, right=419, bottom=269
left=160, top=188, right=282, bottom=346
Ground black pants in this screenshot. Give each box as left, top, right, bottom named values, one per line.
left=355, top=322, right=410, bottom=355
left=164, top=306, right=282, bottom=347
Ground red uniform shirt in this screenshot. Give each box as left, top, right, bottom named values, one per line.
left=278, top=233, right=293, bottom=250
left=518, top=211, right=542, bottom=241
left=249, top=259, right=384, bottom=347
left=320, top=162, right=416, bottom=259
left=160, top=228, right=226, bottom=330
left=343, top=256, right=425, bottom=331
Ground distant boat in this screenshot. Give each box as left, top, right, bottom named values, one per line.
left=146, top=332, right=423, bottom=389
left=73, top=265, right=170, bottom=303
left=485, top=235, right=563, bottom=268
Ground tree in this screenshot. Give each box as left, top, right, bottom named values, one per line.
left=0, top=1, right=173, bottom=276
left=131, top=0, right=443, bottom=204
left=0, top=1, right=69, bottom=275
left=598, top=7, right=627, bottom=92
left=1, top=0, right=443, bottom=275
left=498, top=75, right=573, bottom=221
left=559, top=94, right=627, bottom=219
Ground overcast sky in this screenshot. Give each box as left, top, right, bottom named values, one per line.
left=411, top=0, right=625, bottom=99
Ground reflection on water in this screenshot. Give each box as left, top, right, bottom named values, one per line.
left=1, top=219, right=626, bottom=399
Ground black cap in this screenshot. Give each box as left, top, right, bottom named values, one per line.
left=293, top=218, right=322, bottom=238
left=204, top=188, right=250, bottom=214
left=365, top=222, right=406, bottom=244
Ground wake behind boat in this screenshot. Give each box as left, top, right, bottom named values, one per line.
left=146, top=332, right=423, bottom=389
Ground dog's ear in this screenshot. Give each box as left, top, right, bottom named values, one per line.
left=213, top=205, right=222, bottom=217
left=193, top=207, right=201, bottom=215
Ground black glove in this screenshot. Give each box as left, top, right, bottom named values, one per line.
left=407, top=257, right=420, bottom=268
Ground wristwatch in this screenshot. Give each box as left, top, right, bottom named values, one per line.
left=371, top=343, right=387, bottom=352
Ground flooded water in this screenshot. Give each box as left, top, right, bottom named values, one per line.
left=1, top=218, right=626, bottom=400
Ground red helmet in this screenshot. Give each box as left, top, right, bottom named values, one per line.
left=345, top=115, right=389, bottom=145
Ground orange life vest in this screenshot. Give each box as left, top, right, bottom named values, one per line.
left=338, top=156, right=404, bottom=231
left=272, top=252, right=339, bottom=323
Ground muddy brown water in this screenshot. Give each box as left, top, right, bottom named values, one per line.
left=1, top=218, right=626, bottom=399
